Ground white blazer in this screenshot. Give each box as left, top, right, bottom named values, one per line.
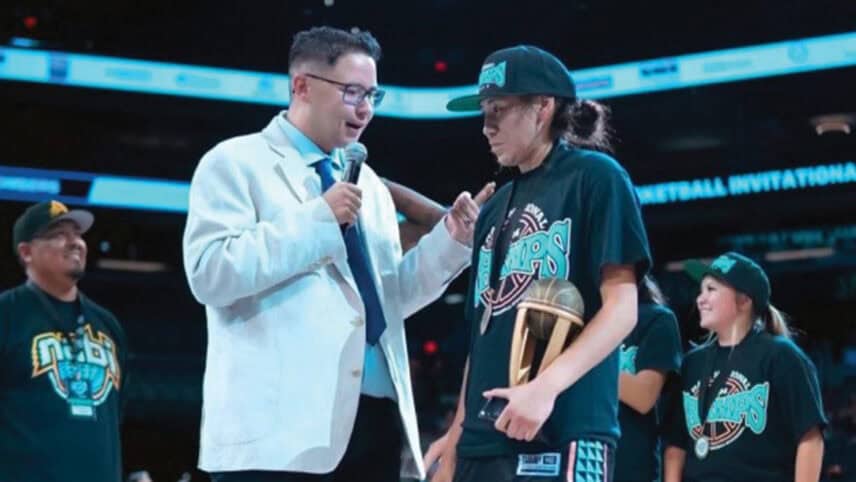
left=182, top=115, right=470, bottom=478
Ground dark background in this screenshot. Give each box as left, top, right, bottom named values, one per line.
left=1, top=1, right=855, bottom=480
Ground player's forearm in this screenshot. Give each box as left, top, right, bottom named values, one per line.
left=444, top=359, right=469, bottom=451
left=794, top=427, right=824, bottom=482
left=383, top=178, right=447, bottom=227
left=536, top=281, right=637, bottom=397
left=619, top=370, right=665, bottom=415
left=663, top=446, right=686, bottom=482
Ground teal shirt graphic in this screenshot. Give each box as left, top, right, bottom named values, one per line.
left=684, top=382, right=770, bottom=434
left=619, top=344, right=639, bottom=374
left=474, top=243, right=493, bottom=306
left=500, top=219, right=571, bottom=279
left=473, top=217, right=571, bottom=310
left=684, top=377, right=770, bottom=438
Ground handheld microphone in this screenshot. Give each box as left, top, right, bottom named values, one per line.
left=343, top=142, right=367, bottom=185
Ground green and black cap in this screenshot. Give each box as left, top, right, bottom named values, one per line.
left=685, top=251, right=771, bottom=311
left=447, top=45, right=577, bottom=112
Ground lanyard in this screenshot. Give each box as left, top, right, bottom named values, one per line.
left=486, top=181, right=517, bottom=292
left=697, top=328, right=756, bottom=429
left=26, top=281, right=87, bottom=363
left=475, top=181, right=516, bottom=336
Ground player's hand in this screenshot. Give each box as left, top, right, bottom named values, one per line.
left=444, top=182, right=495, bottom=245
left=424, top=432, right=456, bottom=482
left=483, top=379, right=558, bottom=442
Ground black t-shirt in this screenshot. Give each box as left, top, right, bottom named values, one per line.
left=0, top=283, right=126, bottom=482
left=458, top=142, right=652, bottom=458
left=666, top=328, right=827, bottom=482
left=614, top=302, right=682, bottom=482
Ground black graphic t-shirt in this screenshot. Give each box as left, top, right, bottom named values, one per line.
left=458, top=142, right=652, bottom=457
left=666, top=328, right=827, bottom=482
left=0, top=283, right=126, bottom=482
left=614, top=302, right=682, bottom=482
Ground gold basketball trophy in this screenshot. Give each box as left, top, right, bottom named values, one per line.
left=479, top=278, right=585, bottom=429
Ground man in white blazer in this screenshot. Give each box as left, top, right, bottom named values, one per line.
left=182, top=26, right=482, bottom=482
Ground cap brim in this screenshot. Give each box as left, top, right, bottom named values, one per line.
left=684, top=259, right=717, bottom=282
left=446, top=94, right=483, bottom=112
left=50, top=210, right=94, bottom=234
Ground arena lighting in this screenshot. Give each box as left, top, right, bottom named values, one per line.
left=96, top=258, right=170, bottom=273
left=810, top=114, right=854, bottom=135
left=764, top=247, right=835, bottom=262
left=9, top=37, right=40, bottom=48
left=1, top=31, right=854, bottom=119
left=23, top=16, right=38, bottom=31
left=666, top=248, right=837, bottom=271
left=665, top=259, right=714, bottom=272
left=422, top=340, right=439, bottom=356
left=721, top=225, right=856, bottom=252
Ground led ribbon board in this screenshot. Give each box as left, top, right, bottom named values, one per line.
left=2, top=162, right=855, bottom=212
left=1, top=31, right=854, bottom=119
left=637, top=161, right=856, bottom=206
left=0, top=165, right=408, bottom=221
left=0, top=165, right=188, bottom=212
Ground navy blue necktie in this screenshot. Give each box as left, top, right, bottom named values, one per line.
left=314, top=158, right=387, bottom=344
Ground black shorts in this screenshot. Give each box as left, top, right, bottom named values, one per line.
left=453, top=439, right=615, bottom=482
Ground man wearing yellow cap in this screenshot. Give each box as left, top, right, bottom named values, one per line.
left=0, top=200, right=126, bottom=482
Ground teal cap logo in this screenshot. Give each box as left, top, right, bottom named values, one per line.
left=478, top=61, right=506, bottom=89
left=711, top=255, right=737, bottom=273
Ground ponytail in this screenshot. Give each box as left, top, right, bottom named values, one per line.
left=760, top=304, right=791, bottom=338
left=550, top=98, right=614, bottom=153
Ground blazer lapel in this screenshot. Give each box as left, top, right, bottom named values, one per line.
left=261, top=117, right=318, bottom=203
left=260, top=115, right=360, bottom=297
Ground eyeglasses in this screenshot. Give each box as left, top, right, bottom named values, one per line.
left=304, top=73, right=386, bottom=107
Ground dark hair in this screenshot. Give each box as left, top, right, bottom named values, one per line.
left=550, top=98, right=614, bottom=153
left=639, top=274, right=668, bottom=306
left=288, top=26, right=381, bottom=73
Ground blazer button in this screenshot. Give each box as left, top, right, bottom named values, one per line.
left=351, top=316, right=364, bottom=327
left=351, top=369, right=362, bottom=378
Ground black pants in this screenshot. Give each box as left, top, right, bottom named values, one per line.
left=210, top=395, right=403, bottom=482
left=453, top=439, right=615, bottom=482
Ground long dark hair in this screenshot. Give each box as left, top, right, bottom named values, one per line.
left=550, top=98, right=614, bottom=153
left=639, top=274, right=668, bottom=306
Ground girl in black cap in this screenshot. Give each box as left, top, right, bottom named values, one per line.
left=425, top=45, right=651, bottom=482
left=663, top=252, right=826, bottom=482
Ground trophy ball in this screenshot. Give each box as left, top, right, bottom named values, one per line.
left=522, top=278, right=585, bottom=340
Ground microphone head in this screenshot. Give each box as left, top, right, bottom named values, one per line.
left=344, top=142, right=368, bottom=163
